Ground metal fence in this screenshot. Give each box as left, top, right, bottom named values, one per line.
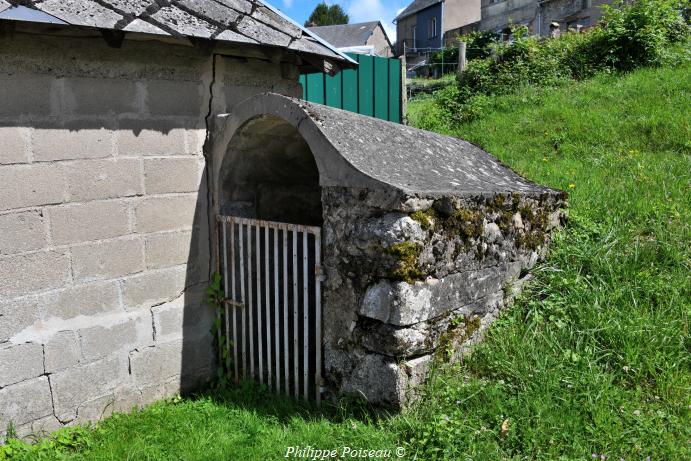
left=216, top=215, right=323, bottom=404
left=299, top=53, right=403, bottom=124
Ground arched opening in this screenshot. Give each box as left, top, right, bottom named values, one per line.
left=215, top=113, right=324, bottom=402
left=219, top=114, right=322, bottom=226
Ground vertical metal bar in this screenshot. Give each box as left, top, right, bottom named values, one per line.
left=256, top=225, right=263, bottom=385
left=248, top=224, right=254, bottom=379
left=302, top=231, right=309, bottom=400
left=273, top=228, right=280, bottom=394
left=314, top=229, right=322, bottom=406
left=230, top=220, right=238, bottom=383
left=222, top=221, right=230, bottom=377
left=292, top=229, right=299, bottom=399
left=215, top=220, right=222, bottom=367
left=239, top=223, right=246, bottom=380
left=283, top=228, right=289, bottom=395
left=265, top=225, right=272, bottom=391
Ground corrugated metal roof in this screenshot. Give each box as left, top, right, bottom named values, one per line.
left=0, top=1, right=357, bottom=71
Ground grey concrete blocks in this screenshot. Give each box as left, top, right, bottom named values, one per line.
left=71, top=237, right=145, bottom=282
left=64, top=78, right=139, bottom=115
left=146, top=80, right=204, bottom=117
left=0, top=164, right=68, bottom=211
left=0, top=211, right=48, bottom=255
left=44, top=331, right=81, bottom=374
left=0, top=297, right=41, bottom=343
left=48, top=201, right=130, bottom=245
left=0, top=342, right=44, bottom=387
left=116, top=123, right=187, bottom=157
left=51, top=355, right=127, bottom=422
left=144, top=157, right=203, bottom=194
left=134, top=194, right=198, bottom=233
left=0, top=74, right=53, bottom=117
left=33, top=126, right=114, bottom=162
left=79, top=315, right=151, bottom=362
left=0, top=377, right=54, bottom=428
left=0, top=250, right=70, bottom=298
left=45, top=281, right=121, bottom=319
left=129, top=341, right=183, bottom=388
left=120, top=266, right=186, bottom=311
left=0, top=127, right=29, bottom=165
left=63, top=158, right=143, bottom=202
left=144, top=231, right=192, bottom=269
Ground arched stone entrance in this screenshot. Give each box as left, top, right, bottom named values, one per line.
left=209, top=93, right=567, bottom=407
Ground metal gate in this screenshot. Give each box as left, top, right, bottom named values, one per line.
left=215, top=216, right=323, bottom=404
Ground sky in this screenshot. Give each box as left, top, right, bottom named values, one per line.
left=270, top=0, right=409, bottom=41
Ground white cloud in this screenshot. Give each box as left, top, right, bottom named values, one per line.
left=282, top=0, right=294, bottom=8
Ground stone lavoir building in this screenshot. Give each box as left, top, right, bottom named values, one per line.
left=0, top=0, right=567, bottom=439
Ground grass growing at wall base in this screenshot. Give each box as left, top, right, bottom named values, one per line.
left=3, top=64, right=689, bottom=461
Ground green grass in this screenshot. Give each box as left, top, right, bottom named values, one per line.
left=4, top=65, right=689, bottom=461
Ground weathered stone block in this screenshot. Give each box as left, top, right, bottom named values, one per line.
left=65, top=77, right=139, bottom=115
left=116, top=121, right=187, bottom=156
left=0, top=164, right=67, bottom=211
left=0, top=297, right=41, bottom=343
left=80, top=315, right=151, bottom=361
left=15, top=415, right=62, bottom=441
left=0, top=377, right=54, bottom=428
left=50, top=355, right=127, bottom=422
left=360, top=263, right=521, bottom=326
left=45, top=281, right=121, bottom=319
left=44, top=330, right=81, bottom=373
left=48, top=201, right=130, bottom=245
left=0, top=250, right=70, bottom=298
left=0, top=74, right=52, bottom=117
left=0, top=342, right=44, bottom=387
left=134, top=194, right=198, bottom=233
left=146, top=80, right=204, bottom=117
left=152, top=291, right=213, bottom=340
left=120, top=266, right=186, bottom=311
left=0, top=127, right=29, bottom=164
left=0, top=210, right=48, bottom=255
left=145, top=231, right=192, bottom=269
left=32, top=126, right=113, bottom=162
left=63, top=158, right=143, bottom=201
left=71, top=237, right=145, bottom=281
left=144, top=157, right=203, bottom=194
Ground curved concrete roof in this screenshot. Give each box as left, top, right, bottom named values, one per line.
left=0, top=1, right=356, bottom=72
left=213, top=93, right=558, bottom=197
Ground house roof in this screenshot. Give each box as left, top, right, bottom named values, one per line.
left=395, top=0, right=442, bottom=22
left=307, top=21, right=382, bottom=49
left=0, top=0, right=357, bottom=72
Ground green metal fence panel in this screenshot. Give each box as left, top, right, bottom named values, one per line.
left=374, top=57, right=389, bottom=121
left=357, top=55, right=374, bottom=117
left=388, top=59, right=401, bottom=123
left=325, top=72, right=342, bottom=109
left=300, top=53, right=402, bottom=124
left=342, top=66, right=358, bottom=113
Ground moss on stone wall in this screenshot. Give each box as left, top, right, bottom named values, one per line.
left=385, top=242, right=424, bottom=283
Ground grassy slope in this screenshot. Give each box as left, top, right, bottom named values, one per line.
left=4, top=65, right=689, bottom=461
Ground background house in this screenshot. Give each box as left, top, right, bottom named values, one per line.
left=394, top=0, right=481, bottom=57
left=308, top=21, right=394, bottom=57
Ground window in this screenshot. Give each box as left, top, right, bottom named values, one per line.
left=428, top=17, right=437, bottom=39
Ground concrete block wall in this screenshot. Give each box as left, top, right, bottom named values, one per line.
left=0, top=31, right=301, bottom=438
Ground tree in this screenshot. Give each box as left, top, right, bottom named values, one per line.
left=304, top=2, right=349, bottom=27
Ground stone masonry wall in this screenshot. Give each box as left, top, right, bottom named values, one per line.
left=321, top=187, right=567, bottom=407
left=0, top=32, right=300, bottom=438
